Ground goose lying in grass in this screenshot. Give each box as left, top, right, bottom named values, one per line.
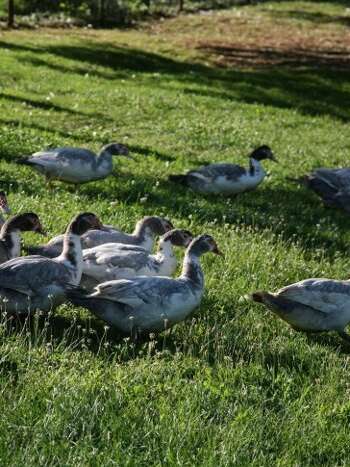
left=16, top=142, right=131, bottom=184
left=252, top=279, right=350, bottom=343
left=67, top=234, right=222, bottom=336
left=169, top=145, right=276, bottom=195
left=81, top=228, right=193, bottom=288
left=0, top=213, right=46, bottom=264
left=0, top=212, right=102, bottom=315
left=291, top=168, right=350, bottom=214
left=25, top=216, right=174, bottom=258
left=0, top=192, right=11, bottom=227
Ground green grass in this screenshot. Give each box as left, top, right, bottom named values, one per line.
left=1, top=1, right=350, bottom=464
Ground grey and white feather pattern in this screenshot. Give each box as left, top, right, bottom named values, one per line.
left=25, top=216, right=174, bottom=258
left=169, top=145, right=276, bottom=195
left=67, top=234, right=221, bottom=335
left=0, top=212, right=102, bottom=315
left=303, top=167, right=350, bottom=213
left=17, top=143, right=130, bottom=184
left=252, top=277, right=350, bottom=342
left=81, top=229, right=193, bottom=287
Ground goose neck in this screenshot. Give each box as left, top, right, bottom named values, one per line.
left=133, top=225, right=155, bottom=250
left=60, top=233, right=83, bottom=267
left=0, top=229, right=21, bottom=259
left=249, top=158, right=264, bottom=177
left=181, top=252, right=204, bottom=289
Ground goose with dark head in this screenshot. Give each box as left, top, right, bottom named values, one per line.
left=0, top=212, right=46, bottom=264
left=169, top=145, right=276, bottom=195
left=25, top=215, right=174, bottom=258
left=0, top=212, right=103, bottom=316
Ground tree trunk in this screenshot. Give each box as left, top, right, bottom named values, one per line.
left=99, top=0, right=106, bottom=25
left=7, top=0, right=14, bottom=28
left=178, top=0, right=183, bottom=13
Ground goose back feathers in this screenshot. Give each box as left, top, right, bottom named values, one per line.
left=17, top=143, right=131, bottom=184
left=68, top=234, right=221, bottom=335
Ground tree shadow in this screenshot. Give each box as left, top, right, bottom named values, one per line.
left=265, top=7, right=350, bottom=27
left=127, top=143, right=176, bottom=162
left=77, top=168, right=350, bottom=257
left=0, top=38, right=349, bottom=122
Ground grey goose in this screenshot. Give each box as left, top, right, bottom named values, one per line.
left=292, top=167, right=350, bottom=214
left=252, top=279, right=350, bottom=344
left=0, top=213, right=46, bottom=264
left=17, top=142, right=131, bottom=184
left=0, top=212, right=103, bottom=315
left=81, top=228, right=193, bottom=288
left=67, top=234, right=222, bottom=336
left=25, top=216, right=174, bottom=258
left=169, top=145, right=276, bottom=195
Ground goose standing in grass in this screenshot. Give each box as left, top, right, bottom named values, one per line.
left=25, top=216, right=174, bottom=258
left=169, top=145, right=276, bottom=195
left=67, top=234, right=222, bottom=336
left=0, top=212, right=103, bottom=315
left=81, top=229, right=193, bottom=288
left=252, top=279, right=350, bottom=343
left=0, top=192, right=11, bottom=227
left=290, top=167, right=350, bottom=214
left=16, top=142, right=131, bottom=184
left=0, top=213, right=46, bottom=264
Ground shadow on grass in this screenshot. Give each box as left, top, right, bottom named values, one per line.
left=0, top=38, right=349, bottom=122
left=264, top=7, right=350, bottom=27
left=79, top=170, right=350, bottom=256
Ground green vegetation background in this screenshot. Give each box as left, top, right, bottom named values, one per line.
left=0, top=1, right=350, bottom=464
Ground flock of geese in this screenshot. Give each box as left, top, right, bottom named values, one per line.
left=0, top=141, right=348, bottom=342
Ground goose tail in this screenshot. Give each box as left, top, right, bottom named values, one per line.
left=168, top=174, right=188, bottom=186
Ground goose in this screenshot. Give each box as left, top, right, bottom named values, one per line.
left=0, top=212, right=103, bottom=315
left=169, top=145, right=276, bottom=195
left=252, top=279, right=350, bottom=343
left=67, top=234, right=222, bottom=336
left=16, top=142, right=131, bottom=184
left=81, top=228, right=193, bottom=288
left=0, top=213, right=46, bottom=264
left=25, top=216, right=174, bottom=258
left=0, top=191, right=11, bottom=227
left=290, top=168, right=350, bottom=214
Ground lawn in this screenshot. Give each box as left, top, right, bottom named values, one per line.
left=0, top=1, right=350, bottom=465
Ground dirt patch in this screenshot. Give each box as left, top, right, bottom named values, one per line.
left=196, top=41, right=350, bottom=69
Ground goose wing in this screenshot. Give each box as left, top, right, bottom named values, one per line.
left=188, top=163, right=246, bottom=183
left=29, top=147, right=96, bottom=168
left=83, top=244, right=149, bottom=271
left=277, top=278, right=350, bottom=314
left=312, top=168, right=350, bottom=191
left=92, top=277, right=185, bottom=308
left=82, top=229, right=131, bottom=248
left=0, top=256, right=72, bottom=296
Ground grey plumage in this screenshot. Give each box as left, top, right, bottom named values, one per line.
left=299, top=167, right=350, bottom=213
left=0, top=212, right=102, bottom=315
left=68, top=234, right=221, bottom=335
left=252, top=277, right=350, bottom=342
left=17, top=143, right=131, bottom=184
left=25, top=216, right=174, bottom=258
left=169, top=145, right=276, bottom=195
